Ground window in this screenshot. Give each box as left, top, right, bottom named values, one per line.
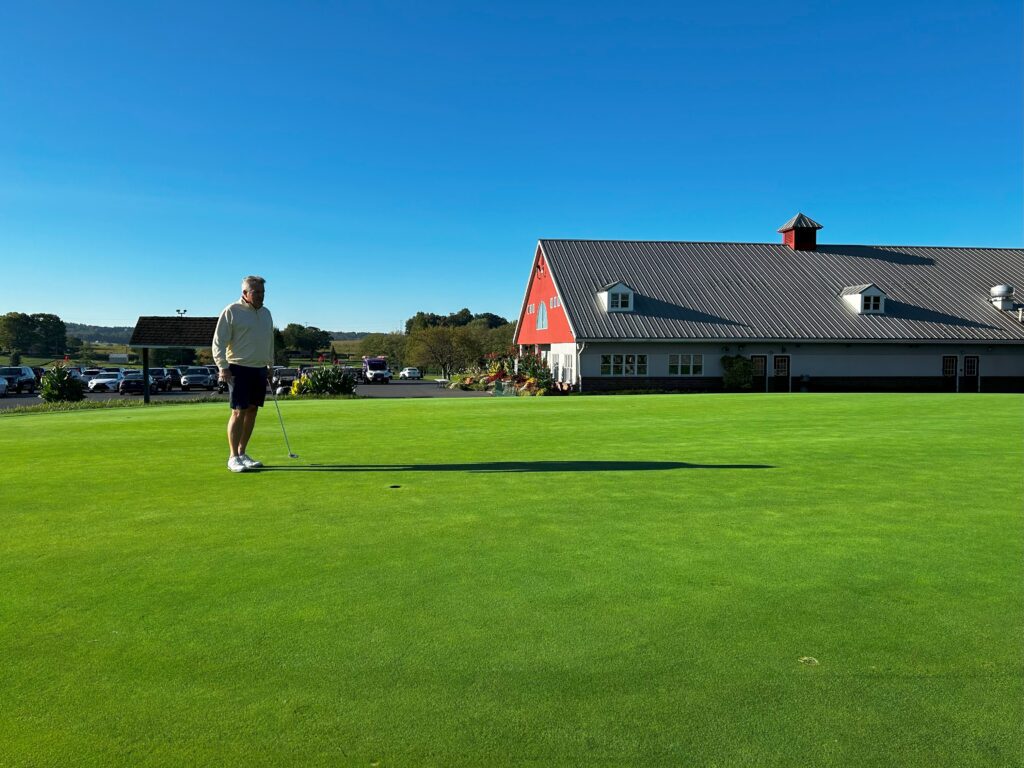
left=773, top=356, right=790, bottom=377
left=550, top=356, right=559, bottom=380
left=599, top=354, right=647, bottom=376
left=942, top=356, right=957, bottom=377
left=668, top=354, right=704, bottom=376
left=527, top=304, right=535, bottom=314
left=550, top=297, right=560, bottom=308
left=610, top=292, right=631, bottom=310
left=751, top=356, right=766, bottom=377
left=864, top=295, right=881, bottom=312
left=964, top=356, right=978, bottom=377
left=536, top=302, right=548, bottom=330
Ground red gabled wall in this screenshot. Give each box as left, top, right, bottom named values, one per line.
left=514, top=246, right=575, bottom=345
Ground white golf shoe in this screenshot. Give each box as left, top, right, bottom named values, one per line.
left=238, top=454, right=263, bottom=469
left=227, top=456, right=248, bottom=473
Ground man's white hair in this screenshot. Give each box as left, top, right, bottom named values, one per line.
left=241, top=275, right=266, bottom=293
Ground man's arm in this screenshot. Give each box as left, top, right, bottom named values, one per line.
left=212, top=308, right=233, bottom=382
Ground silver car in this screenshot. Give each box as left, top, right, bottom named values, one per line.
left=88, top=371, right=124, bottom=392
left=180, top=366, right=216, bottom=391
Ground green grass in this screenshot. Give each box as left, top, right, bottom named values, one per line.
left=2, top=394, right=1021, bottom=767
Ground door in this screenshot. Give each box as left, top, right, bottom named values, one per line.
left=962, top=355, right=979, bottom=392
left=771, top=355, right=790, bottom=392
left=751, top=355, right=767, bottom=392
left=942, top=355, right=958, bottom=393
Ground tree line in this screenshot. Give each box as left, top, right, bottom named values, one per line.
left=0, top=312, right=68, bottom=358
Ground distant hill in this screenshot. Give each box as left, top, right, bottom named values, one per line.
left=66, top=323, right=134, bottom=344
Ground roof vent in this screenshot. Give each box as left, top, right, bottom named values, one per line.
left=990, top=285, right=1015, bottom=311
left=778, top=213, right=823, bottom=251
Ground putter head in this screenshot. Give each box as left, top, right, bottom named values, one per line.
left=289, top=453, right=299, bottom=459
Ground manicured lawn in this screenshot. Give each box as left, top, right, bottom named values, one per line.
left=2, top=394, right=1021, bottom=766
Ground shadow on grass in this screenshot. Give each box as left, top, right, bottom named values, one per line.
left=255, top=460, right=774, bottom=473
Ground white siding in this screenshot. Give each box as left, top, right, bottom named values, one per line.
left=580, top=342, right=1024, bottom=379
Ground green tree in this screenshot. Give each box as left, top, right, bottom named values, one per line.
left=31, top=313, right=67, bottom=356
left=0, top=312, right=36, bottom=355
left=357, top=333, right=408, bottom=369
left=407, top=326, right=483, bottom=378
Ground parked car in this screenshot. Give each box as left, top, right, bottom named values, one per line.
left=31, top=367, right=45, bottom=382
left=166, top=368, right=182, bottom=389
left=147, top=367, right=173, bottom=392
left=88, top=371, right=124, bottom=392
left=118, top=372, right=157, bottom=395
left=399, top=367, right=422, bottom=380
left=180, top=366, right=216, bottom=391
left=0, top=366, right=39, bottom=393
left=81, top=368, right=103, bottom=383
left=272, top=368, right=300, bottom=390
left=102, top=366, right=126, bottom=374
left=0, top=377, right=8, bottom=397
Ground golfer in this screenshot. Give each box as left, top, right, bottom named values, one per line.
left=212, top=275, right=274, bottom=473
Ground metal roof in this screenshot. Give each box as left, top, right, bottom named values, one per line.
left=129, top=316, right=219, bottom=348
left=839, top=284, right=877, bottom=296
left=778, top=213, right=823, bottom=232
left=538, top=240, right=1024, bottom=342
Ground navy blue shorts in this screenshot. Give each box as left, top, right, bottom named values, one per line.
left=228, top=364, right=267, bottom=410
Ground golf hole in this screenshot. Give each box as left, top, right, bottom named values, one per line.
left=389, top=485, right=401, bottom=489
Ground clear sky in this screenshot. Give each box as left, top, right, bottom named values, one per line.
left=1, top=1, right=1020, bottom=331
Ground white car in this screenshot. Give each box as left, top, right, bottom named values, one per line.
left=399, top=367, right=422, bottom=380
left=88, top=372, right=124, bottom=392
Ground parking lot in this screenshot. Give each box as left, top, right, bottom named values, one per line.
left=0, top=379, right=487, bottom=410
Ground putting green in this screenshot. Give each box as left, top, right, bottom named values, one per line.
left=2, top=394, right=1021, bottom=766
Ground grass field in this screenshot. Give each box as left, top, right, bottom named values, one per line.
left=2, top=394, right=1021, bottom=766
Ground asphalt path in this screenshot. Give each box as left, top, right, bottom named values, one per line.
left=0, top=379, right=488, bottom=410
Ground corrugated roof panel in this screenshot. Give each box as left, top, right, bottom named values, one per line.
left=539, top=240, right=1024, bottom=342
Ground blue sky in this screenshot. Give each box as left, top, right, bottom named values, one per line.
left=1, top=1, right=1020, bottom=331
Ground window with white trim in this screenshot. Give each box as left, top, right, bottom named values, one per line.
left=600, top=354, right=648, bottom=376
left=668, top=354, right=703, bottom=376
left=609, top=292, right=631, bottom=310
left=550, top=297, right=560, bottom=308
left=536, top=302, right=548, bottom=330
left=863, top=295, right=882, bottom=312
left=527, top=304, right=535, bottom=314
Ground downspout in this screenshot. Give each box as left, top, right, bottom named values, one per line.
left=576, top=341, right=586, bottom=393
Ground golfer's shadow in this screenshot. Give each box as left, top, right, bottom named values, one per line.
left=256, top=460, right=773, bottom=473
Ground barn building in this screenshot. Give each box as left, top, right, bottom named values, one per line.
left=514, top=214, right=1024, bottom=393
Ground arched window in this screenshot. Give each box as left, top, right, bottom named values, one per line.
left=536, top=301, right=548, bottom=330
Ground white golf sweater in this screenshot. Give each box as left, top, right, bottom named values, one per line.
left=212, top=299, right=274, bottom=370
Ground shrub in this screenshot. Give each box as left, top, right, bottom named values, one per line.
left=291, top=366, right=355, bottom=396
left=721, top=355, right=753, bottom=391
left=39, top=364, right=86, bottom=402
left=10, top=350, right=21, bottom=365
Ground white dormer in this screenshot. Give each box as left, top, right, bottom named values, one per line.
left=841, top=284, right=887, bottom=315
left=599, top=281, right=635, bottom=313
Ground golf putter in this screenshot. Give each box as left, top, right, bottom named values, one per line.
left=271, top=388, right=299, bottom=459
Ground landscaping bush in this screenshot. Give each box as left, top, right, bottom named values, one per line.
left=290, top=366, right=355, bottom=396
left=39, top=364, right=85, bottom=402
left=720, top=354, right=753, bottom=391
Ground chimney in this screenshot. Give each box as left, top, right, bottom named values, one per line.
left=778, top=213, right=823, bottom=251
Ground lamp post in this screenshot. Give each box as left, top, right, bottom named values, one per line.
left=176, top=309, right=187, bottom=317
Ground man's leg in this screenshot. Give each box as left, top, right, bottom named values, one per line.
left=227, top=408, right=246, bottom=457
left=238, top=406, right=259, bottom=455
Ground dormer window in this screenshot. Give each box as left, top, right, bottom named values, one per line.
left=610, top=292, right=631, bottom=310
left=841, top=284, right=887, bottom=315
left=599, top=281, right=635, bottom=313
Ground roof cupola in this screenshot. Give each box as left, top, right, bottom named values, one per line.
left=778, top=213, right=823, bottom=251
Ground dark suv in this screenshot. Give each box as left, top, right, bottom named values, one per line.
left=0, top=366, right=38, bottom=393
left=147, top=367, right=172, bottom=392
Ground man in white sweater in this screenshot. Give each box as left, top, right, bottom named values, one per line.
left=212, top=276, right=275, bottom=473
